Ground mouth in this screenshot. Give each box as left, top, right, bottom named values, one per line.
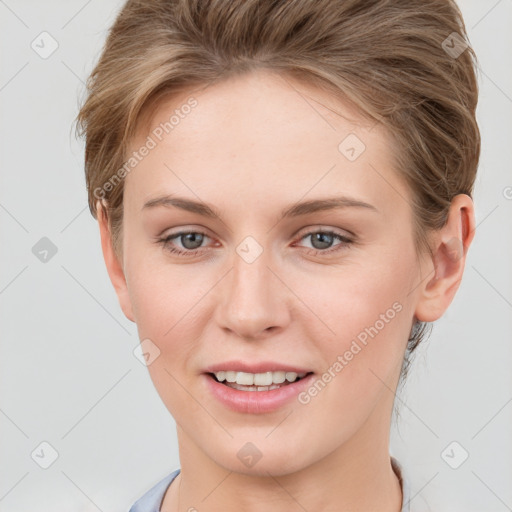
left=208, top=370, right=314, bottom=392
left=202, top=361, right=316, bottom=413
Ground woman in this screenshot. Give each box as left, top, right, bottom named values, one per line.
left=76, top=0, right=480, bottom=510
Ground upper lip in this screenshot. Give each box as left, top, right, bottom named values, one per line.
left=203, top=361, right=313, bottom=374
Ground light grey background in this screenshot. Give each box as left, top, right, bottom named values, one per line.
left=0, top=1, right=511, bottom=511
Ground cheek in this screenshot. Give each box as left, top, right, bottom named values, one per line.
left=290, top=270, right=412, bottom=442
left=125, top=250, right=209, bottom=338
left=293, top=246, right=416, bottom=380
left=125, top=260, right=211, bottom=414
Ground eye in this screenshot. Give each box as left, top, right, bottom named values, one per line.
left=295, top=229, right=353, bottom=255
left=158, top=230, right=212, bottom=257
left=157, top=228, right=354, bottom=258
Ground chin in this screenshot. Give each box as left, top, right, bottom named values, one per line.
left=204, top=437, right=317, bottom=477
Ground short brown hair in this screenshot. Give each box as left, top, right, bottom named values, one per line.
left=75, top=0, right=480, bottom=383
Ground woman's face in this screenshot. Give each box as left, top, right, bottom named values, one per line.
left=116, top=70, right=425, bottom=475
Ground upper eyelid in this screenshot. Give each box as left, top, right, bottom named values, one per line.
left=295, top=225, right=354, bottom=239
left=161, top=226, right=353, bottom=238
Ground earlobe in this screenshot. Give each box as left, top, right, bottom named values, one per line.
left=96, top=200, right=135, bottom=323
left=414, top=194, right=475, bottom=323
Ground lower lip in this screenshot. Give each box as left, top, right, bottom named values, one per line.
left=203, top=373, right=315, bottom=414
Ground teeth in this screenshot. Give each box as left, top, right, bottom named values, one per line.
left=253, top=372, right=272, bottom=386
left=236, top=372, right=254, bottom=385
left=214, top=370, right=307, bottom=386
left=228, top=383, right=284, bottom=392
left=273, top=371, right=286, bottom=384
left=225, top=371, right=237, bottom=383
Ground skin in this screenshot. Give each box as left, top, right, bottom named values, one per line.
left=97, top=69, right=475, bottom=511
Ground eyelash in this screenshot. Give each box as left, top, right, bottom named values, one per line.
left=157, top=229, right=353, bottom=257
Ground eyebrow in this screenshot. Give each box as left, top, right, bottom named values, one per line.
left=142, top=195, right=378, bottom=220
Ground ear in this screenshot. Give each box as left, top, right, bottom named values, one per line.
left=96, top=200, right=135, bottom=322
left=415, top=194, right=476, bottom=322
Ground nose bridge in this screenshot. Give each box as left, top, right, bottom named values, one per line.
left=217, top=235, right=289, bottom=339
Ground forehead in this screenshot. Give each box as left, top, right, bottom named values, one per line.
left=124, top=69, right=408, bottom=219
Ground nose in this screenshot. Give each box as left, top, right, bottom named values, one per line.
left=215, top=245, right=291, bottom=341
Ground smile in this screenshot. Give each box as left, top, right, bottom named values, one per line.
left=204, top=369, right=316, bottom=413
left=211, top=370, right=310, bottom=391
